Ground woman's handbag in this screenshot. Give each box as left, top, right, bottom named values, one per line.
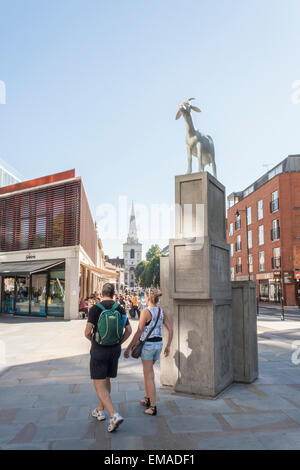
left=131, top=308, right=161, bottom=359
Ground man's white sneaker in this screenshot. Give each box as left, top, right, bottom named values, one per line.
left=91, top=408, right=106, bottom=421
left=107, top=413, right=124, bottom=432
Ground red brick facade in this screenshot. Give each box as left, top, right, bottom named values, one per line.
left=227, top=171, right=300, bottom=306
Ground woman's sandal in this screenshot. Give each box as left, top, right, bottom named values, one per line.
left=140, top=397, right=150, bottom=407
left=144, top=405, right=157, bottom=416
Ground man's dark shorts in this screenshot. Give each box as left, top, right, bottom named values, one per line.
left=90, top=344, right=121, bottom=380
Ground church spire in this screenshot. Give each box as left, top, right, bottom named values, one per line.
left=127, top=201, right=138, bottom=243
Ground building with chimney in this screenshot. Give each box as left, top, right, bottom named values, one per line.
left=123, top=202, right=142, bottom=288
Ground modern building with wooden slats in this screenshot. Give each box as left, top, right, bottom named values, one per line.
left=0, top=169, right=118, bottom=319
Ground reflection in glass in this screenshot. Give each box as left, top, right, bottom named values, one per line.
left=31, top=274, right=47, bottom=316
left=2, top=277, right=15, bottom=313
left=48, top=268, right=65, bottom=317
left=15, top=277, right=30, bottom=314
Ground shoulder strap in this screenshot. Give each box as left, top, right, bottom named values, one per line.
left=143, top=308, right=161, bottom=343
left=111, top=301, right=119, bottom=312
left=96, top=302, right=106, bottom=312
left=96, top=301, right=119, bottom=312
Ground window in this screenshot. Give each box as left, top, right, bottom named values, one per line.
left=230, top=243, right=234, bottom=257
left=259, top=251, right=265, bottom=272
left=235, top=213, right=241, bottom=231
left=33, top=191, right=47, bottom=248
left=247, top=230, right=252, bottom=249
left=19, top=195, right=30, bottom=250
left=246, top=207, right=251, bottom=225
left=236, top=235, right=241, bottom=251
left=257, top=200, right=263, bottom=220
left=243, top=185, right=254, bottom=198
left=236, top=257, right=242, bottom=273
left=248, top=254, right=253, bottom=273
left=258, top=225, right=264, bottom=246
left=130, top=249, right=135, bottom=259
left=270, top=190, right=279, bottom=213
left=272, top=247, right=281, bottom=269
left=229, top=223, right=233, bottom=236
left=268, top=164, right=282, bottom=181
left=231, top=267, right=235, bottom=281
left=271, top=219, right=280, bottom=241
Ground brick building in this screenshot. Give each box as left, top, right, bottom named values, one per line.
left=227, top=155, right=300, bottom=306
left=0, top=170, right=117, bottom=319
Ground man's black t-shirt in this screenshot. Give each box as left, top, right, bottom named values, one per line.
left=88, top=300, right=129, bottom=356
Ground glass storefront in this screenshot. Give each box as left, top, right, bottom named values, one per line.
left=259, top=280, right=269, bottom=301
left=15, top=277, right=30, bottom=314
left=31, top=274, right=47, bottom=316
left=48, top=267, right=65, bottom=317
left=1, top=277, right=15, bottom=313
left=1, top=262, right=65, bottom=317
left=259, top=278, right=282, bottom=303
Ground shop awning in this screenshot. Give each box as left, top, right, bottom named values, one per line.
left=0, top=259, right=64, bottom=276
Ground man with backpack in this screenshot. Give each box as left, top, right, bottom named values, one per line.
left=84, top=283, right=132, bottom=432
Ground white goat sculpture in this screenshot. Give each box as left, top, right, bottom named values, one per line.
left=176, top=98, right=217, bottom=177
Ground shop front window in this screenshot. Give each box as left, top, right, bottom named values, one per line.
left=1, top=277, right=15, bottom=313
left=15, top=277, right=30, bottom=314
left=31, top=274, right=47, bottom=316
left=48, top=267, right=65, bottom=317
left=269, top=280, right=281, bottom=303
left=259, top=281, right=269, bottom=300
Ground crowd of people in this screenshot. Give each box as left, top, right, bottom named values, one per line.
left=79, top=289, right=144, bottom=320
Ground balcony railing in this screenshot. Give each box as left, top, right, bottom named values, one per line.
left=270, top=198, right=279, bottom=213
left=272, top=257, right=281, bottom=269
left=271, top=227, right=280, bottom=241
left=236, top=264, right=242, bottom=273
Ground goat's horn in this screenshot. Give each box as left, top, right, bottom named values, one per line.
left=188, top=98, right=195, bottom=101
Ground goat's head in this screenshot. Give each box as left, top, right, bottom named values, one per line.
left=176, top=98, right=201, bottom=120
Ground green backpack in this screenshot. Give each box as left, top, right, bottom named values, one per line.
left=94, top=302, right=123, bottom=346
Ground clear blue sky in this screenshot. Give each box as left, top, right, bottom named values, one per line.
left=1, top=0, right=300, bottom=257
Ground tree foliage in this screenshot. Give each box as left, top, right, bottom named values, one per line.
left=146, top=244, right=161, bottom=261
left=135, top=245, right=162, bottom=288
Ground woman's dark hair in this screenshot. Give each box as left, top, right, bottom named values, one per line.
left=102, top=283, right=115, bottom=299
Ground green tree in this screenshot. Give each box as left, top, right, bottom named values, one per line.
left=135, top=260, right=148, bottom=286
left=135, top=245, right=163, bottom=288
left=146, top=244, right=161, bottom=261
left=147, top=255, right=161, bottom=287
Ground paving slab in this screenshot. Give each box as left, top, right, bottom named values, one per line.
left=1, top=313, right=300, bottom=449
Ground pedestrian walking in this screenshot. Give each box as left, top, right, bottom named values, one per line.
left=124, top=288, right=173, bottom=416
left=79, top=298, right=89, bottom=319
left=85, top=282, right=132, bottom=432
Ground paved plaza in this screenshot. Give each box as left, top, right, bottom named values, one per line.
left=1, top=310, right=300, bottom=450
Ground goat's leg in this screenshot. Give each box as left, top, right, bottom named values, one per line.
left=197, top=142, right=203, bottom=172
left=187, top=146, right=192, bottom=174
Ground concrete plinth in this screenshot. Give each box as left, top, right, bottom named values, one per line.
left=160, top=172, right=233, bottom=397
left=232, top=281, right=258, bottom=383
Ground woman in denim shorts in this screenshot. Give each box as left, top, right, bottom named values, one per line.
left=124, top=288, right=173, bottom=416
